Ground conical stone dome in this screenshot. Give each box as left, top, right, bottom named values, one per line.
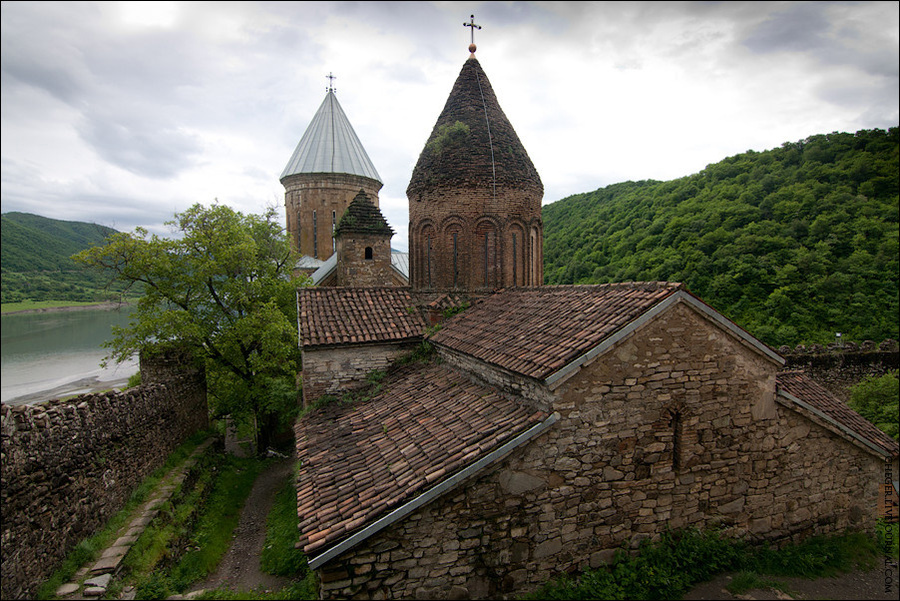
left=407, top=57, right=544, bottom=292
left=407, top=58, right=542, bottom=198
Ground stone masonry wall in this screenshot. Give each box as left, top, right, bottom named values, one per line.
left=302, top=342, right=419, bottom=407
left=437, top=345, right=554, bottom=411
left=0, top=353, right=207, bottom=600
left=409, top=189, right=543, bottom=291
left=316, top=301, right=887, bottom=599
left=336, top=233, right=394, bottom=287
left=283, top=173, right=382, bottom=260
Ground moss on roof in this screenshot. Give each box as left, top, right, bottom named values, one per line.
left=407, top=58, right=542, bottom=197
left=334, top=190, right=394, bottom=237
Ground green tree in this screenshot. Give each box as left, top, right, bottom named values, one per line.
left=74, top=203, right=305, bottom=450
left=848, top=371, right=899, bottom=441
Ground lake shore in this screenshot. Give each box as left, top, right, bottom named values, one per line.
left=2, top=375, right=133, bottom=406
left=1, top=301, right=130, bottom=316
left=2, top=306, right=139, bottom=405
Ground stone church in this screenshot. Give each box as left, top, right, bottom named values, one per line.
left=284, top=41, right=899, bottom=600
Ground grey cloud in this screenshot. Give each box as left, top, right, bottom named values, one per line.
left=0, top=157, right=159, bottom=232
left=0, top=7, right=92, bottom=104
left=818, top=79, right=900, bottom=125
left=77, top=112, right=204, bottom=179
left=743, top=2, right=899, bottom=76
left=743, top=3, right=831, bottom=55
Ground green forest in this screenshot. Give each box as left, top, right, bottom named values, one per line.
left=0, top=212, right=132, bottom=304
left=543, top=127, right=899, bottom=347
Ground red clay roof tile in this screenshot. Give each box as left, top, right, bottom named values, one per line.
left=294, top=362, right=549, bottom=557
left=298, top=287, right=426, bottom=348
left=430, top=283, right=683, bottom=381
left=777, top=370, right=898, bottom=457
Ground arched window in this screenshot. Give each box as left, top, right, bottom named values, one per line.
left=452, top=232, right=459, bottom=288
left=508, top=223, right=526, bottom=287
left=441, top=219, right=465, bottom=290
left=418, top=223, right=436, bottom=289
left=476, top=220, right=498, bottom=289
left=365, top=247, right=373, bottom=260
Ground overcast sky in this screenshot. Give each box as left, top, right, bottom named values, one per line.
left=2, top=1, right=898, bottom=251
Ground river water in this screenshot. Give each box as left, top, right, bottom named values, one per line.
left=1, top=306, right=139, bottom=405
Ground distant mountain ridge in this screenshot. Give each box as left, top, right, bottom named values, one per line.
left=1, top=212, right=123, bottom=303
left=543, top=127, right=899, bottom=347
left=2, top=212, right=119, bottom=272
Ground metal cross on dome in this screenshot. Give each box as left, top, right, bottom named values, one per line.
left=464, top=14, right=481, bottom=50
left=326, top=72, right=336, bottom=93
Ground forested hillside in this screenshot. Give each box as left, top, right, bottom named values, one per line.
left=1, top=212, right=129, bottom=303
left=543, top=128, right=899, bottom=347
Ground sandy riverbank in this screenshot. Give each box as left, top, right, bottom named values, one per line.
left=2, top=301, right=130, bottom=316
left=2, top=375, right=134, bottom=406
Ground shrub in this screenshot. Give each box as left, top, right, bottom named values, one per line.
left=849, top=370, right=899, bottom=440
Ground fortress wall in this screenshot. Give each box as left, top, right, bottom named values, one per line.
left=779, top=340, right=899, bottom=402
left=0, top=352, right=207, bottom=600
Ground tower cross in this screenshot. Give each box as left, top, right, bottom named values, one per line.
left=464, top=14, right=481, bottom=46
left=326, top=72, right=337, bottom=93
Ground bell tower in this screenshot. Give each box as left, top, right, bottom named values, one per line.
left=281, top=75, right=383, bottom=269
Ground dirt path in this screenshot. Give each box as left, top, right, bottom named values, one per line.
left=191, top=457, right=295, bottom=596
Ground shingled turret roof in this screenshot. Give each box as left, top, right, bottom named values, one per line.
left=406, top=57, right=542, bottom=197
left=334, top=190, right=394, bottom=237
left=281, top=90, right=382, bottom=183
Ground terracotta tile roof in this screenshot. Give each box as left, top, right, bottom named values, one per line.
left=294, top=362, right=549, bottom=556
left=425, top=292, right=472, bottom=312
left=429, top=283, right=684, bottom=381
left=777, top=370, right=899, bottom=457
left=298, top=288, right=426, bottom=348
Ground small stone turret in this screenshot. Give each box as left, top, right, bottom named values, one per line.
left=334, top=190, right=395, bottom=287
left=407, top=56, right=543, bottom=291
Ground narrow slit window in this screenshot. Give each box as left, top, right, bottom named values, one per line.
left=484, top=233, right=489, bottom=287
left=512, top=233, right=518, bottom=287
left=453, top=232, right=459, bottom=288
left=669, top=409, right=682, bottom=473
left=427, top=235, right=432, bottom=288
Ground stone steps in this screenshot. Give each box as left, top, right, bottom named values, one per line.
left=55, top=437, right=216, bottom=600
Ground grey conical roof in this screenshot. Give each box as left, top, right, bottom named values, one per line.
left=281, top=90, right=382, bottom=183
